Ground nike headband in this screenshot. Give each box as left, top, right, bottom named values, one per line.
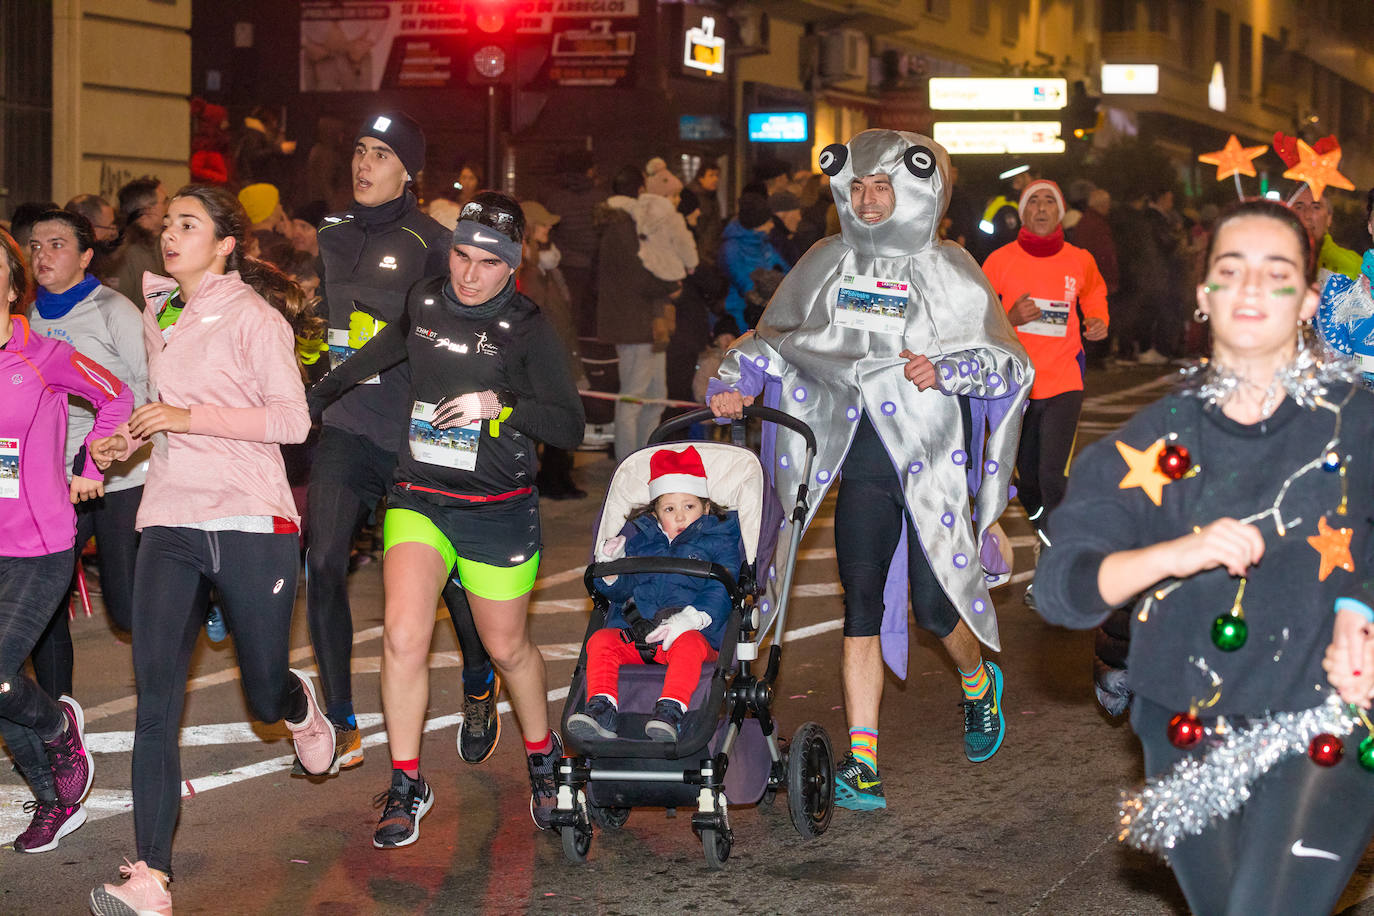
left=453, top=219, right=522, bottom=269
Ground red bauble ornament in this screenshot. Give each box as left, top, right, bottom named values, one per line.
left=1167, top=712, right=1204, bottom=748
left=1158, top=444, right=1192, bottom=480
left=1309, top=733, right=1344, bottom=767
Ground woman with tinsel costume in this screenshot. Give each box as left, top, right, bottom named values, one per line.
left=1034, top=199, right=1374, bottom=916
left=1314, top=188, right=1374, bottom=390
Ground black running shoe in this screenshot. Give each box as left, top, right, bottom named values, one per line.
left=644, top=699, right=685, bottom=742
left=526, top=732, right=563, bottom=830
left=372, top=770, right=434, bottom=849
left=458, top=672, right=502, bottom=764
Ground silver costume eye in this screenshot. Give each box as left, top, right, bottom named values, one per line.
left=818, top=144, right=848, bottom=176
left=904, top=145, right=936, bottom=179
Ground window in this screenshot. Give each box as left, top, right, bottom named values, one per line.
left=1145, top=0, right=1168, bottom=33
left=924, top=0, right=950, bottom=19
left=971, top=0, right=991, bottom=32
left=1261, top=33, right=1284, bottom=102
left=1001, top=0, right=1023, bottom=45
left=1102, top=0, right=1131, bottom=32
left=1214, top=10, right=1231, bottom=73
left=0, top=0, right=52, bottom=214
left=1237, top=23, right=1253, bottom=97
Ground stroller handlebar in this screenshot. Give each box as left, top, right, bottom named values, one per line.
left=584, top=557, right=740, bottom=598
left=647, top=405, right=818, bottom=454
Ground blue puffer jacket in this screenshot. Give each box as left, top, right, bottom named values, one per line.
left=598, top=510, right=744, bottom=650
left=719, top=220, right=788, bottom=329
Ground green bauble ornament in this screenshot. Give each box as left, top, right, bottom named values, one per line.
left=1211, top=613, right=1248, bottom=651
left=1358, top=736, right=1374, bottom=773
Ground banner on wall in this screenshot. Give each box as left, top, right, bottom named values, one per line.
left=300, top=0, right=640, bottom=92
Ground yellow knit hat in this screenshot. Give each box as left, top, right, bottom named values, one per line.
left=238, top=183, right=280, bottom=225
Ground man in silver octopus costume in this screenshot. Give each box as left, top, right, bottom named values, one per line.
left=709, top=129, right=1032, bottom=809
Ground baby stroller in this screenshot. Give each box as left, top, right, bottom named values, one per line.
left=552, top=406, right=835, bottom=868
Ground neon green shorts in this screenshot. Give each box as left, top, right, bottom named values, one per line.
left=382, top=507, right=540, bottom=600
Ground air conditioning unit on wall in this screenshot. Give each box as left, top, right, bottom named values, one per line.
left=819, top=29, right=869, bottom=81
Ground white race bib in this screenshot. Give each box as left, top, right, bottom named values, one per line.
left=327, top=309, right=386, bottom=384
left=835, top=273, right=909, bottom=336
left=408, top=400, right=479, bottom=471
left=0, top=437, right=18, bottom=499
left=1019, top=298, right=1070, bottom=337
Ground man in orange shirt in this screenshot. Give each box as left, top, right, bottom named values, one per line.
left=982, top=179, right=1108, bottom=576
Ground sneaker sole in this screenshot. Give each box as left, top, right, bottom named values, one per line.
left=966, top=661, right=1006, bottom=763
left=833, top=792, right=887, bottom=811
left=373, top=788, right=434, bottom=849
left=59, top=694, right=94, bottom=805
left=458, top=673, right=503, bottom=764
left=88, top=886, right=144, bottom=916
left=643, top=720, right=678, bottom=742
left=288, top=669, right=336, bottom=775
left=566, top=714, right=616, bottom=742
left=15, top=804, right=86, bottom=853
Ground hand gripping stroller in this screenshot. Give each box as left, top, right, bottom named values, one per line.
left=553, top=406, right=834, bottom=868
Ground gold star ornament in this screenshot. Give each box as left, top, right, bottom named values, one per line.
left=1198, top=135, right=1269, bottom=181
left=1283, top=139, right=1355, bottom=201
left=1307, top=515, right=1354, bottom=582
left=1116, top=438, right=1173, bottom=506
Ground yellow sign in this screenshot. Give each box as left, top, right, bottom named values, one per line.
left=684, top=16, right=725, bottom=75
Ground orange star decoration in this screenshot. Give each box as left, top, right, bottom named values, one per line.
left=1116, top=438, right=1173, bottom=506
left=1307, top=515, right=1355, bottom=581
left=1283, top=139, right=1355, bottom=201
left=1198, top=135, right=1268, bottom=181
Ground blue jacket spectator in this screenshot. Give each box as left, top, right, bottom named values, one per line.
left=719, top=192, right=788, bottom=330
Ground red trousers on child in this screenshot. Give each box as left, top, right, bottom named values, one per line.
left=585, top=627, right=716, bottom=707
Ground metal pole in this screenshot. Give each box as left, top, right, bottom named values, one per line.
left=486, top=84, right=499, bottom=193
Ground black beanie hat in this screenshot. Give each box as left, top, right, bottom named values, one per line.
left=355, top=111, right=426, bottom=178
left=737, top=192, right=772, bottom=230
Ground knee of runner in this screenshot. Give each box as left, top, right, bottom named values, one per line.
left=484, top=634, right=539, bottom=672
left=382, top=622, right=435, bottom=660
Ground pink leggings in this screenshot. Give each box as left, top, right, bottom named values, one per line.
left=585, top=628, right=716, bottom=707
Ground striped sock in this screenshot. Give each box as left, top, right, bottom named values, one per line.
left=849, top=727, right=878, bottom=771
left=960, top=661, right=990, bottom=699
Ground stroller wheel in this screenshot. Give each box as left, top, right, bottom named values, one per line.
left=700, top=826, right=732, bottom=870
left=588, top=804, right=631, bottom=830
left=786, top=721, right=834, bottom=838
left=561, top=824, right=592, bottom=863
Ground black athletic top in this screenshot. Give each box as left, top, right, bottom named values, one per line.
left=308, top=275, right=584, bottom=499
left=1034, top=384, right=1374, bottom=717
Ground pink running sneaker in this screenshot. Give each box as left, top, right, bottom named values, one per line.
left=45, top=695, right=93, bottom=807
left=285, top=669, right=335, bottom=775
left=89, top=859, right=172, bottom=916
left=13, top=800, right=86, bottom=853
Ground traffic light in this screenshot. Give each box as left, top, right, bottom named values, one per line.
left=467, top=0, right=514, bottom=84
left=1064, top=80, right=1101, bottom=140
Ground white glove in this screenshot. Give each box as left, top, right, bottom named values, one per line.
left=646, top=605, right=711, bottom=651
left=434, top=390, right=502, bottom=429
left=596, top=536, right=627, bottom=563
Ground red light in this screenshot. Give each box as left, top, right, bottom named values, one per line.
left=476, top=11, right=505, bottom=32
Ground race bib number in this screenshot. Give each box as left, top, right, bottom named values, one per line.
left=835, top=273, right=909, bottom=335
left=327, top=309, right=387, bottom=384
left=0, top=438, right=18, bottom=499
left=1359, top=353, right=1374, bottom=377
left=1019, top=298, right=1070, bottom=337
left=408, top=400, right=479, bottom=471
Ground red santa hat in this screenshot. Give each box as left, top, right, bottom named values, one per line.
left=1018, top=179, right=1066, bottom=224
left=649, top=445, right=710, bottom=501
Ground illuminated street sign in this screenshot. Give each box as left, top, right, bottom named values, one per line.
left=932, top=121, right=1065, bottom=154
left=684, top=15, right=725, bottom=74
left=748, top=112, right=808, bottom=142
left=928, top=77, right=1066, bottom=110
left=1100, top=64, right=1159, bottom=94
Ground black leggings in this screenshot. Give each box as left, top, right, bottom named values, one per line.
left=306, top=427, right=491, bottom=718
left=1134, top=697, right=1374, bottom=916
left=835, top=413, right=960, bottom=639
left=1015, top=391, right=1083, bottom=533
left=131, top=526, right=307, bottom=875
left=31, top=484, right=142, bottom=699
left=0, top=552, right=73, bottom=804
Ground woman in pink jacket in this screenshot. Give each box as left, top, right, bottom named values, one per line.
left=86, top=186, right=332, bottom=916
left=0, top=227, right=128, bottom=854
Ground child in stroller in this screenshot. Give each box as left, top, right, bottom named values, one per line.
left=567, top=445, right=743, bottom=743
